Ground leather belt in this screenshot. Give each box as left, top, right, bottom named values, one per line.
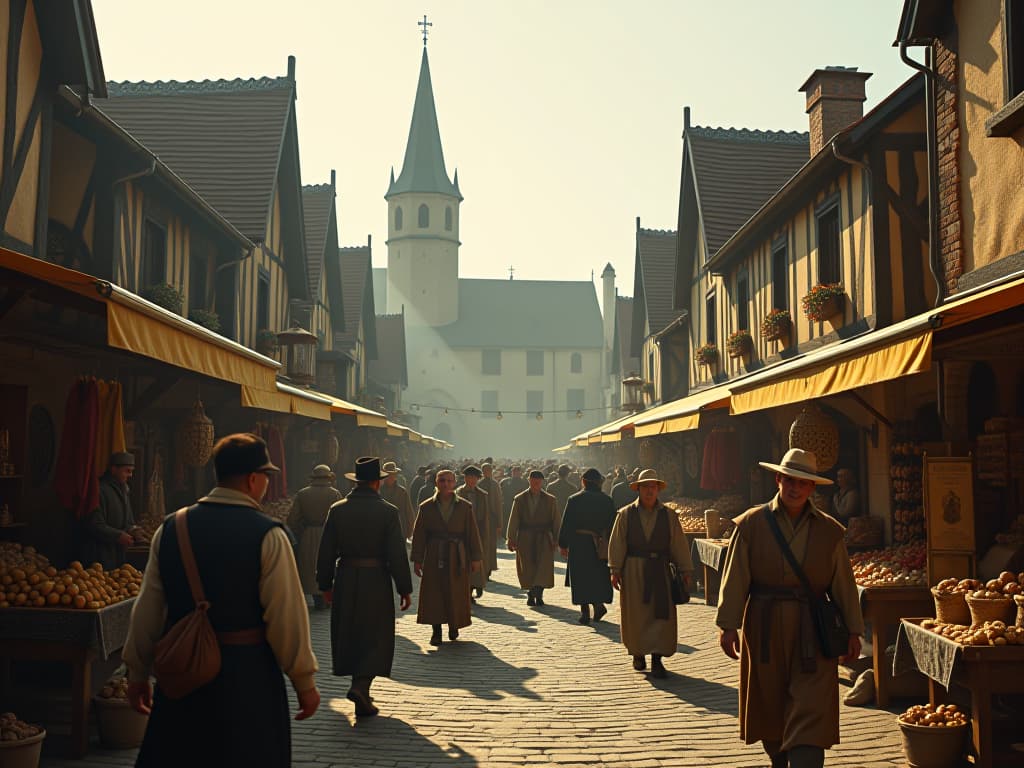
left=339, top=558, right=384, bottom=568
left=217, top=627, right=266, bottom=645
left=749, top=583, right=817, bottom=670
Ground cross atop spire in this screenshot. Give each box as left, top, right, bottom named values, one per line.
left=418, top=15, right=432, bottom=46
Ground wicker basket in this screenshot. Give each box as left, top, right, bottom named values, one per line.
left=930, top=588, right=971, bottom=625
left=1015, top=594, right=1024, bottom=628
left=898, top=718, right=968, bottom=768
left=0, top=729, right=45, bottom=768
left=93, top=696, right=149, bottom=749
left=789, top=405, right=839, bottom=473
left=965, top=594, right=1015, bottom=626
left=177, top=399, right=214, bottom=468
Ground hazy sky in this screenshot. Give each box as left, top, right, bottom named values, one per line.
left=92, top=1, right=914, bottom=307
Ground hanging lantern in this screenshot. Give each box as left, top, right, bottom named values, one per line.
left=277, top=324, right=319, bottom=385
left=789, top=405, right=839, bottom=473
left=621, top=375, right=643, bottom=412
left=325, top=429, right=340, bottom=466
left=178, top=399, right=215, bottom=468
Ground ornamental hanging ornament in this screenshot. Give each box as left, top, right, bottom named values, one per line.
left=788, top=404, right=839, bottom=473
left=178, top=398, right=215, bottom=468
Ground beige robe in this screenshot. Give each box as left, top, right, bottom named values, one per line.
left=381, top=481, right=415, bottom=539
left=478, top=476, right=502, bottom=572
left=286, top=483, right=343, bottom=595
left=410, top=494, right=483, bottom=628
left=456, top=484, right=491, bottom=590
left=715, top=496, right=864, bottom=751
left=608, top=501, right=694, bottom=657
left=507, top=490, right=560, bottom=589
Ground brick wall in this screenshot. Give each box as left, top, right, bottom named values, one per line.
left=935, top=33, right=963, bottom=293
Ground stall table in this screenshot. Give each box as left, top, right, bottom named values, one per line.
left=894, top=618, right=1024, bottom=767
left=692, top=537, right=729, bottom=607
left=0, top=599, right=135, bottom=758
left=125, top=544, right=150, bottom=571
left=856, top=585, right=932, bottom=706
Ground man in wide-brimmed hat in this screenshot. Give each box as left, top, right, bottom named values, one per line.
left=287, top=464, right=343, bottom=609
left=507, top=469, right=560, bottom=606
left=316, top=457, right=412, bottom=718
left=608, top=469, right=694, bottom=679
left=558, top=467, right=615, bottom=625
left=380, top=461, right=415, bottom=540
left=716, top=448, right=864, bottom=768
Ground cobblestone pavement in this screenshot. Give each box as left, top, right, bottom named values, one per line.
left=41, top=550, right=908, bottom=767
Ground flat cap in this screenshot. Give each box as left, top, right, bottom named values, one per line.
left=462, top=465, right=483, bottom=477
left=528, top=469, right=545, bottom=480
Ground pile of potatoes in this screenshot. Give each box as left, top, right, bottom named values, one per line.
left=898, top=703, right=968, bottom=728
left=0, top=542, right=50, bottom=570
left=677, top=514, right=707, bottom=534
left=98, top=676, right=130, bottom=700
left=0, top=712, right=43, bottom=741
left=0, top=560, right=142, bottom=610
left=920, top=618, right=1023, bottom=646
left=934, top=571, right=1024, bottom=599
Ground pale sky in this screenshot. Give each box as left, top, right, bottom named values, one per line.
left=92, top=1, right=913, bottom=308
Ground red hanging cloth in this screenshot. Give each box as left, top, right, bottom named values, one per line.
left=54, top=378, right=101, bottom=519
left=700, top=429, right=741, bottom=492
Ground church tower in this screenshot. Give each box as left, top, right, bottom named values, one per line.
left=385, top=44, right=462, bottom=327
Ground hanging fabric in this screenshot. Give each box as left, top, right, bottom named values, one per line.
left=55, top=377, right=101, bottom=519
left=94, top=379, right=127, bottom=478
left=700, top=428, right=741, bottom=491
left=263, top=424, right=288, bottom=502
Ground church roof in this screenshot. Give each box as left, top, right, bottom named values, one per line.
left=386, top=48, right=461, bottom=200
left=437, top=278, right=603, bottom=349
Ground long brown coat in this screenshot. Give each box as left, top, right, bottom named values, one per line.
left=547, top=477, right=578, bottom=517
left=608, top=501, right=693, bottom=656
left=507, top=490, right=560, bottom=589
left=715, top=497, right=864, bottom=751
left=380, top=481, right=415, bottom=539
left=478, top=476, right=502, bottom=572
left=286, top=482, right=342, bottom=595
left=456, top=484, right=491, bottom=590
left=410, top=495, right=483, bottom=628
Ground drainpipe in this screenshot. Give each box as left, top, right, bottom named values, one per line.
left=900, top=42, right=945, bottom=305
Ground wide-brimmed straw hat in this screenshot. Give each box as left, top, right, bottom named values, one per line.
left=629, top=469, right=667, bottom=490
left=344, top=456, right=392, bottom=482
left=758, top=448, right=833, bottom=485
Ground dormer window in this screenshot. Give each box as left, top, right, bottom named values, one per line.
left=418, top=204, right=429, bottom=228
left=395, top=206, right=403, bottom=231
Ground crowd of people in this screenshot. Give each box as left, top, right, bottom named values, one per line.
left=119, top=434, right=863, bottom=768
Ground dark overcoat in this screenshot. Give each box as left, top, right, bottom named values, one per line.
left=315, top=487, right=412, bottom=677
left=81, top=473, right=134, bottom=569
left=557, top=486, right=615, bottom=605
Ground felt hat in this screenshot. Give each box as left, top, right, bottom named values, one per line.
left=557, top=464, right=571, bottom=477
left=344, top=456, right=392, bottom=482
left=581, top=467, right=603, bottom=483
left=110, top=451, right=135, bottom=467
left=528, top=469, right=545, bottom=480
left=462, top=465, right=483, bottom=477
left=310, top=464, right=333, bottom=480
left=382, top=461, right=402, bottom=474
left=213, top=434, right=279, bottom=478
left=758, top=448, right=833, bottom=485
left=629, top=469, right=667, bottom=491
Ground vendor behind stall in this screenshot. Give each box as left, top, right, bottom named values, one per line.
left=80, top=451, right=138, bottom=569
left=831, top=468, right=861, bottom=525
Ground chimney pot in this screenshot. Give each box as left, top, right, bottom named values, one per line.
left=799, top=66, right=872, bottom=157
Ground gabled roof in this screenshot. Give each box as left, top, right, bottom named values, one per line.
left=368, top=313, right=408, bottom=388
left=437, top=279, right=603, bottom=348
left=335, top=244, right=377, bottom=360
left=372, top=268, right=388, bottom=314
left=386, top=48, right=461, bottom=200
left=894, top=0, right=952, bottom=45
left=616, top=296, right=641, bottom=377
left=631, top=227, right=684, bottom=355
left=37, top=0, right=107, bottom=97
left=686, top=126, right=809, bottom=261
left=301, top=182, right=334, bottom=298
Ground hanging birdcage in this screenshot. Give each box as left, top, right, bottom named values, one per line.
left=789, top=405, right=839, bottom=473
left=178, top=399, right=215, bottom=467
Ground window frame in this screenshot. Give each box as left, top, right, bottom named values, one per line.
left=570, top=352, right=582, bottom=374
left=445, top=206, right=453, bottom=231
left=705, top=288, right=717, bottom=345
left=566, top=388, right=585, bottom=413
left=256, top=267, right=271, bottom=332
left=417, top=204, right=429, bottom=228
left=526, top=349, right=544, bottom=376
left=395, top=206, right=403, bottom=231
left=481, top=349, right=501, bottom=375
left=771, top=237, right=789, bottom=311
left=815, top=196, right=842, bottom=286
left=736, top=272, right=749, bottom=332
left=141, top=218, right=167, bottom=289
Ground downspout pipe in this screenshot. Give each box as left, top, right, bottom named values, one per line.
left=900, top=42, right=945, bottom=305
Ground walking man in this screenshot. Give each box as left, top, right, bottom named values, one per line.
left=410, top=469, right=484, bottom=645
left=380, top=461, right=415, bottom=540
left=716, top=449, right=863, bottom=768
left=499, top=465, right=528, bottom=539
left=608, top=469, right=694, bottom=679
left=547, top=463, right=578, bottom=518
left=457, top=465, right=492, bottom=601
left=287, top=464, right=342, bottom=609
left=611, top=467, right=639, bottom=511
left=507, top=469, right=560, bottom=606
left=558, top=468, right=615, bottom=624
left=478, top=462, right=503, bottom=571
left=409, top=466, right=428, bottom=509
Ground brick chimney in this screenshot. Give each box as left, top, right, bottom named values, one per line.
left=799, top=67, right=872, bottom=157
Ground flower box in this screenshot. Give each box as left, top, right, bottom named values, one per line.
left=695, top=343, right=718, bottom=366
left=255, top=329, right=279, bottom=356
left=726, top=330, right=752, bottom=358
left=188, top=309, right=221, bottom=333
left=140, top=284, right=184, bottom=315
left=761, top=309, right=791, bottom=342
left=802, top=283, right=845, bottom=322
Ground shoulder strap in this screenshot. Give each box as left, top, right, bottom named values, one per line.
left=173, top=507, right=209, bottom=608
left=763, top=504, right=815, bottom=598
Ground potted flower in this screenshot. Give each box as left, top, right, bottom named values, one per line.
left=140, top=284, right=184, bottom=315
left=695, top=342, right=718, bottom=366
left=761, top=308, right=792, bottom=341
left=188, top=309, right=221, bottom=333
left=255, top=329, right=279, bottom=356
left=801, top=283, right=845, bottom=322
left=726, top=329, right=753, bottom=359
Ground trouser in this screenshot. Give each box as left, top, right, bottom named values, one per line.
left=763, top=742, right=825, bottom=768
left=351, top=675, right=374, bottom=694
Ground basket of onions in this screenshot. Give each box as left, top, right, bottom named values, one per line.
left=0, top=713, right=45, bottom=768
left=93, top=677, right=148, bottom=749
left=897, top=703, right=969, bottom=768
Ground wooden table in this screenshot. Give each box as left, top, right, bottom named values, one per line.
left=857, top=585, right=932, bottom=706
left=895, top=618, right=1024, bottom=767
left=125, top=544, right=150, bottom=571
left=0, top=599, right=135, bottom=758
left=692, top=538, right=728, bottom=607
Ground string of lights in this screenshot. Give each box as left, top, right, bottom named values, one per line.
left=407, top=403, right=607, bottom=421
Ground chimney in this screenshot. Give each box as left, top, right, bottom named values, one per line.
left=799, top=67, right=871, bottom=157
left=601, top=263, right=616, bottom=372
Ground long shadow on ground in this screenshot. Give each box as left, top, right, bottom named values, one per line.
left=470, top=602, right=539, bottom=632
left=313, top=712, right=479, bottom=766
left=644, top=670, right=740, bottom=715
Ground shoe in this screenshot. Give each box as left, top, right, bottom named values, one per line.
left=593, top=604, right=607, bottom=622
left=470, top=595, right=477, bottom=604
left=843, top=669, right=875, bottom=707
left=578, top=613, right=591, bottom=625
left=474, top=587, right=483, bottom=598
left=430, top=626, right=442, bottom=646
left=632, top=655, right=646, bottom=671
left=347, top=688, right=379, bottom=717
left=650, top=656, right=667, bottom=679
left=448, top=626, right=459, bottom=641
left=526, top=595, right=536, bottom=606
left=535, top=591, right=545, bottom=606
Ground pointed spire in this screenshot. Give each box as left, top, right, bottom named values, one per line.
left=386, top=48, right=462, bottom=200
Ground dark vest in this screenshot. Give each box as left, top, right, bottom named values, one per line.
left=626, top=504, right=672, bottom=619
left=158, top=502, right=282, bottom=633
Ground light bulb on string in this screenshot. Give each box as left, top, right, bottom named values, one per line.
left=496, top=411, right=503, bottom=421
left=444, top=408, right=449, bottom=415
left=535, top=411, right=543, bottom=421
left=575, top=410, right=583, bottom=419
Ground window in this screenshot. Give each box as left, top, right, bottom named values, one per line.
left=482, top=349, right=501, bottom=375
left=526, top=350, right=544, bottom=376
left=566, top=388, right=585, bottom=413
left=395, top=206, right=403, bottom=231
left=257, top=269, right=270, bottom=331
left=570, top=352, right=582, bottom=373
left=142, top=219, right=167, bottom=288
left=189, top=252, right=209, bottom=311
left=648, top=351, right=655, bottom=382
left=736, top=275, right=749, bottom=331
left=1008, top=0, right=1024, bottom=99
left=706, top=292, right=717, bottom=344
left=526, top=390, right=543, bottom=418
left=418, top=204, right=429, bottom=228
left=772, top=241, right=788, bottom=310
left=816, top=203, right=841, bottom=285
left=481, top=390, right=499, bottom=418
left=445, top=206, right=453, bottom=231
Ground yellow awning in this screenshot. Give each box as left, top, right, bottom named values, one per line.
left=311, top=392, right=389, bottom=429
left=632, top=384, right=732, bottom=438
left=730, top=331, right=932, bottom=415
left=386, top=421, right=407, bottom=437
left=932, top=274, right=1024, bottom=330
left=241, top=383, right=331, bottom=421
left=552, top=444, right=572, bottom=453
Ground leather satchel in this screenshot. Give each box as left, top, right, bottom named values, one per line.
left=152, top=507, right=221, bottom=699
left=577, top=528, right=609, bottom=560
left=669, top=562, right=690, bottom=604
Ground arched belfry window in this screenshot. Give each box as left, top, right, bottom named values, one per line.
left=445, top=206, right=453, bottom=231
left=418, top=204, right=429, bottom=228
left=395, top=206, right=403, bottom=231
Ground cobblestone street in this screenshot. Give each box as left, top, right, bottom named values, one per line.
left=42, top=551, right=907, bottom=768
